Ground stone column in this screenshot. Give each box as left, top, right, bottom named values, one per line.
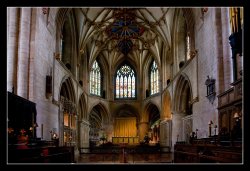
left=79, top=120, right=90, bottom=153
left=7, top=8, right=19, bottom=93
left=160, top=120, right=171, bottom=147
left=138, top=122, right=148, bottom=142
left=59, top=101, right=64, bottom=146
left=171, top=113, right=185, bottom=149
left=221, top=8, right=233, bottom=90
left=17, top=8, right=31, bottom=98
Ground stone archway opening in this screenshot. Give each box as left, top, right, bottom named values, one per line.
left=143, top=103, right=160, bottom=145
left=59, top=77, right=77, bottom=147
left=112, top=104, right=139, bottom=145
left=172, top=75, right=193, bottom=146
left=88, top=104, right=109, bottom=147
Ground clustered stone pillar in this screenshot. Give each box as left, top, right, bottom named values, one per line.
left=138, top=122, right=149, bottom=142
left=221, top=8, right=233, bottom=90
left=171, top=113, right=185, bottom=149
left=79, top=121, right=90, bottom=153
left=7, top=8, right=19, bottom=93
left=17, top=8, right=31, bottom=98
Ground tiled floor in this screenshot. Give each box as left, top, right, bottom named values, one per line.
left=76, top=152, right=173, bottom=164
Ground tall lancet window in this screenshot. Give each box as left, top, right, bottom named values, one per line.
left=186, top=33, right=191, bottom=60
left=90, top=60, right=101, bottom=96
left=115, top=64, right=136, bottom=99
left=150, top=60, right=159, bottom=95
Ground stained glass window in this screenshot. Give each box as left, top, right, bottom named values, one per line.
left=90, top=60, right=101, bottom=96
left=115, top=64, right=136, bottom=98
left=150, top=60, right=159, bottom=95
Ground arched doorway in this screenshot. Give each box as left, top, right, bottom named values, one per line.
left=112, top=104, right=139, bottom=144
left=88, top=103, right=110, bottom=147
left=172, top=74, right=193, bottom=146
left=59, top=77, right=77, bottom=147
left=143, top=103, right=160, bottom=144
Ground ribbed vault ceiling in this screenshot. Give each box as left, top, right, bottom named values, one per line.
left=71, top=7, right=178, bottom=67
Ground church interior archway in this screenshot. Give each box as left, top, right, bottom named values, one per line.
left=144, top=103, right=160, bottom=144
left=112, top=104, right=139, bottom=144
left=88, top=103, right=109, bottom=146
left=59, top=77, right=77, bottom=147
left=172, top=74, right=193, bottom=143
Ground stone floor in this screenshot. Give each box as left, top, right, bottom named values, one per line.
left=75, top=152, right=173, bottom=164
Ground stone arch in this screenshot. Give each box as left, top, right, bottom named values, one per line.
left=172, top=8, right=195, bottom=74
left=55, top=9, right=78, bottom=76
left=113, top=58, right=137, bottom=76
left=113, top=104, right=139, bottom=121
left=172, top=74, right=193, bottom=147
left=141, top=102, right=160, bottom=143
left=173, top=74, right=193, bottom=114
left=59, top=76, right=76, bottom=103
left=88, top=103, right=110, bottom=125
left=143, top=102, right=160, bottom=122
left=58, top=76, right=77, bottom=147
left=112, top=104, right=140, bottom=143
left=88, top=103, right=110, bottom=145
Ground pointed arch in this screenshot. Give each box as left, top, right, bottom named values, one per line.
left=149, top=59, right=160, bottom=95
left=143, top=102, right=161, bottom=143
left=59, top=76, right=76, bottom=103
left=88, top=102, right=110, bottom=125
left=144, top=102, right=160, bottom=123
left=113, top=104, right=139, bottom=138
left=114, top=60, right=137, bottom=99
left=173, top=74, right=193, bottom=114
left=89, top=60, right=101, bottom=96
left=55, top=9, right=78, bottom=76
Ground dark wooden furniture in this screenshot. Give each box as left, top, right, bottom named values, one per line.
left=8, top=146, right=75, bottom=163
left=217, top=78, right=242, bottom=141
left=174, top=143, right=242, bottom=163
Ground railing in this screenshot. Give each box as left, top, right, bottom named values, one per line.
left=217, top=78, right=242, bottom=108
left=112, top=137, right=139, bottom=144
left=78, top=145, right=171, bottom=163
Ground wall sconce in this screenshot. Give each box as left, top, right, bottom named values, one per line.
left=52, top=133, right=57, bottom=139
left=208, top=120, right=213, bottom=137
left=205, top=76, right=216, bottom=104
left=234, top=111, right=242, bottom=123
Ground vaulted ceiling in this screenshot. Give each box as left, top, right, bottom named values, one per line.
left=57, top=7, right=192, bottom=71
